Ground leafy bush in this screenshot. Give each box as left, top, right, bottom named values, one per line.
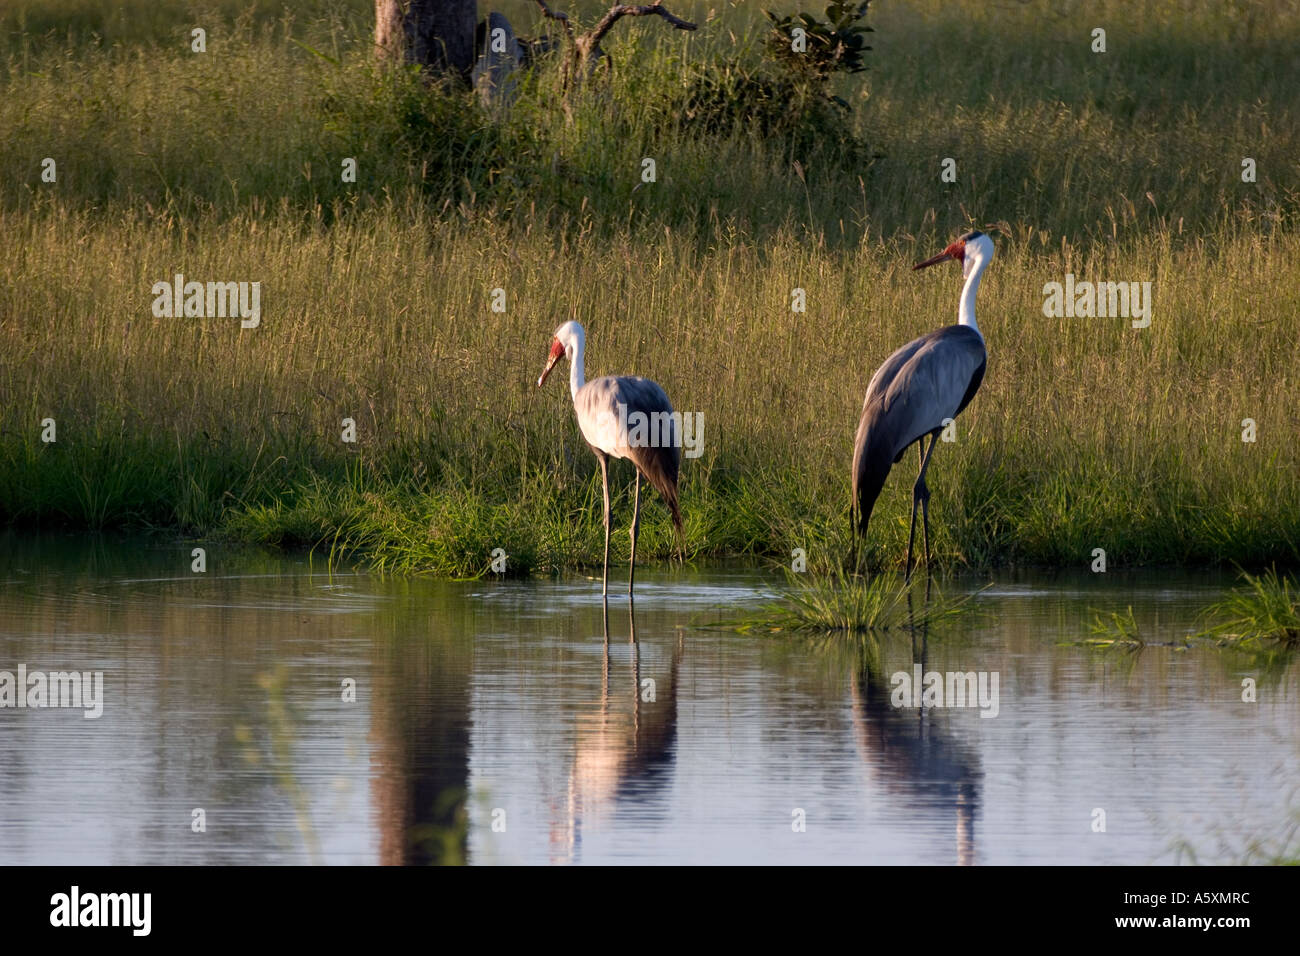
left=764, top=2, right=873, bottom=83
left=657, top=3, right=875, bottom=166
left=668, top=57, right=872, bottom=168
left=318, top=64, right=532, bottom=200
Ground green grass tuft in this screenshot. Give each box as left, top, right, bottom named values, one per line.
left=1202, top=568, right=1300, bottom=647
left=724, top=568, right=977, bottom=633
left=1075, top=607, right=1146, bottom=650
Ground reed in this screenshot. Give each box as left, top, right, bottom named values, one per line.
left=724, top=569, right=975, bottom=632
left=1202, top=568, right=1300, bottom=647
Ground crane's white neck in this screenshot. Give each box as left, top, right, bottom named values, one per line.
left=565, top=329, right=586, bottom=400
left=959, top=247, right=990, bottom=338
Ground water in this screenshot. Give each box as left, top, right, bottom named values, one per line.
left=0, top=533, right=1295, bottom=865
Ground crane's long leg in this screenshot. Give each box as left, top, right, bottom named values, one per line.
left=849, top=501, right=859, bottom=576
left=905, top=433, right=940, bottom=580
left=919, top=435, right=935, bottom=568
left=630, top=603, right=640, bottom=728
left=601, top=596, right=610, bottom=693
left=905, top=445, right=922, bottom=578
left=628, top=470, right=642, bottom=597
left=599, top=453, right=612, bottom=599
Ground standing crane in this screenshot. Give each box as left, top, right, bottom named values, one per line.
left=851, top=230, right=994, bottom=576
left=538, top=321, right=683, bottom=598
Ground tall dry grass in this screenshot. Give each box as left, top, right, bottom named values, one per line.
left=1, top=0, right=1298, bottom=573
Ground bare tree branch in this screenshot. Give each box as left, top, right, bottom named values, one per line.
left=532, top=1, right=697, bottom=89
left=587, top=5, right=698, bottom=49
left=531, top=0, right=576, bottom=43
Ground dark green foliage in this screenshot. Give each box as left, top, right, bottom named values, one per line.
left=664, top=58, right=873, bottom=168
left=764, top=2, right=873, bottom=82
left=318, top=63, right=531, bottom=200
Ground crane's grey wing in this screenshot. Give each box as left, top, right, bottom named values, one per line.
left=575, top=375, right=683, bottom=532
left=862, top=336, right=929, bottom=407
left=574, top=376, right=674, bottom=457
left=573, top=375, right=623, bottom=456
left=879, top=326, right=986, bottom=454
left=852, top=326, right=985, bottom=533
left=852, top=332, right=932, bottom=533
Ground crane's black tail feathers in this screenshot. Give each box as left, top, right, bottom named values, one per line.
left=633, top=447, right=684, bottom=538
left=852, top=427, right=893, bottom=539
left=660, top=484, right=684, bottom=536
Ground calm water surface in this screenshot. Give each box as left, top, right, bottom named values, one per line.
left=0, top=534, right=1295, bottom=865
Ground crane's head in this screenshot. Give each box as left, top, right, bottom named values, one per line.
left=914, top=230, right=994, bottom=279
left=537, top=319, right=584, bottom=387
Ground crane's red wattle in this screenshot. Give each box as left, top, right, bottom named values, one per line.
left=538, top=339, right=565, bottom=386
left=913, top=240, right=966, bottom=270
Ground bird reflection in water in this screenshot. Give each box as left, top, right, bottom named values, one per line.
left=848, top=579, right=982, bottom=865
left=549, top=598, right=681, bottom=864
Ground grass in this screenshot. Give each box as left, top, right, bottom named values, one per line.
left=1202, top=568, right=1300, bottom=647
left=2, top=1, right=1299, bottom=575
left=1080, top=607, right=1147, bottom=650
left=1071, top=567, right=1300, bottom=651
left=1172, top=786, right=1300, bottom=864
left=723, top=568, right=976, bottom=633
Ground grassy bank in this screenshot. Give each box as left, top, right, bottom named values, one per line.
left=2, top=1, right=1299, bottom=574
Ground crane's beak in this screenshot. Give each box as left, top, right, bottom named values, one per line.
left=913, top=248, right=955, bottom=270
left=537, top=340, right=564, bottom=387
left=915, top=240, right=967, bottom=270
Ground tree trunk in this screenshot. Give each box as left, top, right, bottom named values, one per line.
left=375, top=0, right=478, bottom=81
